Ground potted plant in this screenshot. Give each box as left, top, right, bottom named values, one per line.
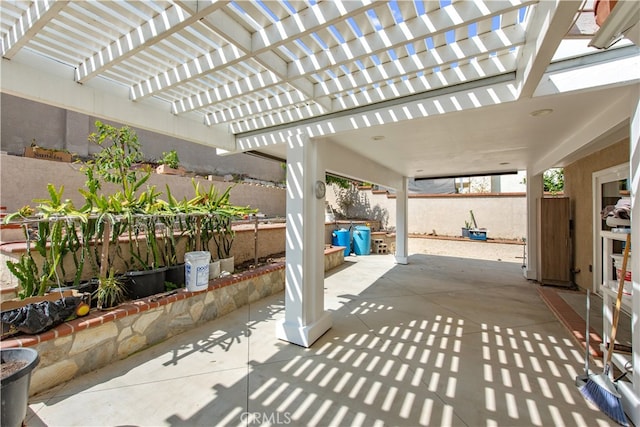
left=5, top=185, right=88, bottom=297
left=96, top=268, right=125, bottom=310
left=159, top=186, right=189, bottom=286
left=462, top=220, right=471, bottom=238
left=186, top=180, right=228, bottom=277
left=213, top=214, right=235, bottom=274
left=82, top=121, right=166, bottom=300
left=1, top=347, right=40, bottom=427
left=24, top=139, right=73, bottom=163
left=156, top=149, right=185, bottom=176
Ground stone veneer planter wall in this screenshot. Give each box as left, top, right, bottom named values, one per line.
left=1, top=247, right=346, bottom=396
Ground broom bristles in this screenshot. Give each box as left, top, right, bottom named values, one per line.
left=580, top=375, right=629, bottom=426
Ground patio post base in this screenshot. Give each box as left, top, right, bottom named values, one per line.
left=276, top=311, right=333, bottom=348
left=395, top=255, right=408, bottom=265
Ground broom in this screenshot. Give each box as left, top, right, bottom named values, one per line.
left=580, top=232, right=630, bottom=426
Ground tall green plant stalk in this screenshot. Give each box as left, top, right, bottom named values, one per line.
left=85, top=121, right=149, bottom=200
left=7, top=185, right=88, bottom=296
left=6, top=225, right=38, bottom=298
left=185, top=179, right=255, bottom=259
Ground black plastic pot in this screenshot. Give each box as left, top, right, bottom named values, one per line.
left=165, top=263, right=185, bottom=287
left=1, top=347, right=40, bottom=427
left=124, top=266, right=167, bottom=299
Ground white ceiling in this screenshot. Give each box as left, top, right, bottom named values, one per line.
left=1, top=1, right=638, bottom=184
left=251, top=81, right=635, bottom=179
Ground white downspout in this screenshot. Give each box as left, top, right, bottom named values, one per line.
left=395, top=176, right=409, bottom=265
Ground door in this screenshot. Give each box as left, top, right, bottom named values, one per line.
left=539, top=197, right=571, bottom=285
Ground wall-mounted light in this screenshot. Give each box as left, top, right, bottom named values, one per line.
left=372, top=135, right=385, bottom=141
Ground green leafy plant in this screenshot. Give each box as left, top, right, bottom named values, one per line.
left=81, top=121, right=161, bottom=273
left=96, top=268, right=125, bottom=309
left=326, top=174, right=352, bottom=189
left=165, top=281, right=179, bottom=291
left=186, top=179, right=255, bottom=259
left=6, top=252, right=39, bottom=299
left=5, top=185, right=89, bottom=297
left=3, top=205, right=35, bottom=223
left=82, top=121, right=151, bottom=212
left=159, top=149, right=180, bottom=169
left=158, top=185, right=189, bottom=267
left=544, top=168, right=564, bottom=194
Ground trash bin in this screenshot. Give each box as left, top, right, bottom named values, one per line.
left=353, top=225, right=371, bottom=255
left=185, top=251, right=210, bottom=292
left=332, top=228, right=351, bottom=256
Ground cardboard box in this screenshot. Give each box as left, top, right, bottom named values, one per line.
left=24, top=146, right=73, bottom=163
left=1, top=289, right=81, bottom=312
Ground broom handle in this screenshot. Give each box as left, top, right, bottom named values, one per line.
left=606, top=232, right=631, bottom=367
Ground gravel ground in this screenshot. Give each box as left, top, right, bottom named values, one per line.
left=408, top=237, right=526, bottom=264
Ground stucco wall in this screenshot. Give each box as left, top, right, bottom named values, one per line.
left=564, top=139, right=629, bottom=290
left=326, top=186, right=527, bottom=240
left=0, top=93, right=285, bottom=182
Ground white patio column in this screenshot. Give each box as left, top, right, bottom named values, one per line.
left=525, top=171, right=543, bottom=280
left=395, top=176, right=409, bottom=264
left=276, top=133, right=332, bottom=347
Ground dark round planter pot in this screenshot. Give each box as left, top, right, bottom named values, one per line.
left=165, top=263, right=185, bottom=287
left=1, top=347, right=40, bottom=427
left=124, top=266, right=167, bottom=299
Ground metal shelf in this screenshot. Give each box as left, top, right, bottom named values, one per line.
left=601, top=230, right=632, bottom=241
left=600, top=282, right=632, bottom=315
left=599, top=229, right=637, bottom=425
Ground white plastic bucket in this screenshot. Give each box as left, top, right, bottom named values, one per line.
left=185, top=251, right=210, bottom=292
left=611, top=253, right=633, bottom=281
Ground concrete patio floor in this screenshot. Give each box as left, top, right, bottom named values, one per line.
left=26, top=242, right=617, bottom=426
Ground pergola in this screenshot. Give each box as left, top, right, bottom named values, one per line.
left=1, top=4, right=639, bottom=413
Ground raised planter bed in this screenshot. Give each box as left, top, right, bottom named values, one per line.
left=0, top=247, right=345, bottom=396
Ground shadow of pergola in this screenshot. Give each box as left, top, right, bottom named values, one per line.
left=157, top=254, right=610, bottom=426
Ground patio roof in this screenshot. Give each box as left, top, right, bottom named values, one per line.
left=1, top=1, right=638, bottom=179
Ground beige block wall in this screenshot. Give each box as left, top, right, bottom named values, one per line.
left=0, top=153, right=286, bottom=216
left=564, top=139, right=629, bottom=290
left=326, top=186, right=526, bottom=240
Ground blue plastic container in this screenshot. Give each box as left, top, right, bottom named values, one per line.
left=353, top=225, right=371, bottom=255
left=332, top=228, right=351, bottom=256
left=469, top=229, right=487, bottom=241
